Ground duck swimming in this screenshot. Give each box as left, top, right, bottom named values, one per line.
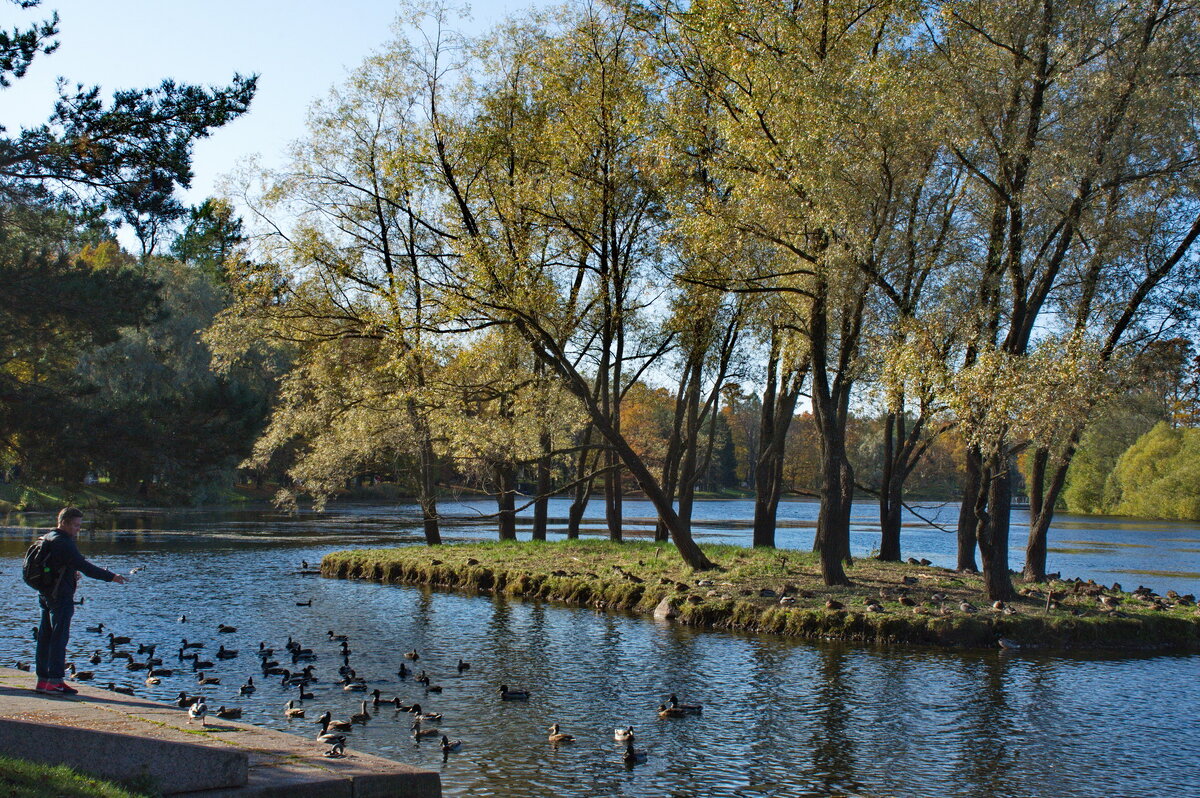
left=440, top=735, right=461, bottom=754
left=623, top=739, right=647, bottom=765
left=285, top=699, right=305, bottom=719
left=548, top=723, right=575, bottom=743
left=349, top=701, right=371, bottom=724
left=499, top=684, right=530, bottom=701
left=408, top=703, right=442, bottom=722
left=667, top=694, right=702, bottom=714
left=614, top=726, right=635, bottom=741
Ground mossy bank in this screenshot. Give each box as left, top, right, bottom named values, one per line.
left=322, top=540, right=1200, bottom=652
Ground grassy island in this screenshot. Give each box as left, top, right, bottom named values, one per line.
left=323, top=540, right=1200, bottom=652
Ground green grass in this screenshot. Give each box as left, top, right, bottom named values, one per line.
left=322, top=539, right=1200, bottom=652
left=0, top=755, right=153, bottom=798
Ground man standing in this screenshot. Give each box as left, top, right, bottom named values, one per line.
left=34, top=507, right=126, bottom=695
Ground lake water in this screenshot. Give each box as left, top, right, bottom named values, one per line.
left=1, top=499, right=1197, bottom=797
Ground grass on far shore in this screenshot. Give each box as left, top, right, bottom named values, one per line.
left=323, top=539, right=1200, bottom=652
left=0, top=755, right=154, bottom=798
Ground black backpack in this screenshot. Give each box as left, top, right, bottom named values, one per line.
left=22, top=535, right=65, bottom=595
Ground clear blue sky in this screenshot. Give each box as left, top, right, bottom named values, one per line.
left=1, top=1, right=537, bottom=220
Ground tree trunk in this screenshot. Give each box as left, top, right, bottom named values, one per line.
left=812, top=393, right=853, bottom=585
left=605, top=447, right=622, bottom=542
left=878, top=473, right=903, bottom=561
left=532, top=430, right=552, bottom=542
left=410, top=399, right=441, bottom=546
left=566, top=427, right=594, bottom=539
left=975, top=452, right=1016, bottom=601
left=956, top=446, right=981, bottom=571
left=497, top=462, right=518, bottom=541
left=877, top=411, right=901, bottom=561
left=752, top=346, right=803, bottom=548
left=1023, top=444, right=1073, bottom=582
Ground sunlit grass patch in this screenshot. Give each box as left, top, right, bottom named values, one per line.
left=0, top=755, right=152, bottom=798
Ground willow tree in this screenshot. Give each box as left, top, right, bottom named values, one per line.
left=397, top=5, right=718, bottom=569
left=209, top=43, right=452, bottom=543
left=435, top=328, right=584, bottom=540
left=651, top=0, right=941, bottom=583
left=929, top=0, right=1200, bottom=595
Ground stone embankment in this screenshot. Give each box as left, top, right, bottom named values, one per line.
left=0, top=668, right=440, bottom=797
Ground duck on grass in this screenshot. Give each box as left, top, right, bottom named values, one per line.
left=322, top=539, right=1200, bottom=652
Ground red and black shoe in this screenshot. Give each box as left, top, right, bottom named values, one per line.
left=43, top=682, right=79, bottom=695
left=34, top=679, right=50, bottom=693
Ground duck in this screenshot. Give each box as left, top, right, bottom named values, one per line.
left=327, top=631, right=348, bottom=642
left=392, top=697, right=416, bottom=711
left=623, top=739, right=647, bottom=765
left=456, top=659, right=470, bottom=672
left=137, top=643, right=157, bottom=656
left=284, top=699, right=305, bottom=719
left=323, top=740, right=346, bottom=758
left=411, top=718, right=440, bottom=738
left=349, top=701, right=371, bottom=724
left=108, top=633, right=132, bottom=646
left=614, top=726, right=635, bottom=741
left=668, top=694, right=702, bottom=714
left=298, top=685, right=315, bottom=700
left=196, top=672, right=220, bottom=686
left=440, top=735, right=461, bottom=754
left=180, top=638, right=203, bottom=650
left=178, top=615, right=186, bottom=623
left=408, top=703, right=442, bottom=722
left=343, top=680, right=367, bottom=692
left=176, top=691, right=197, bottom=708
left=125, top=661, right=148, bottom=671
left=145, top=676, right=161, bottom=686
left=548, top=723, right=575, bottom=743
left=296, top=599, right=312, bottom=607
left=217, top=624, right=237, bottom=634
left=499, top=684, right=530, bottom=701
left=657, top=703, right=687, bottom=718
left=188, top=698, right=208, bottom=726
left=404, top=650, right=420, bottom=661
left=315, top=714, right=346, bottom=745
left=192, top=659, right=215, bottom=671
left=396, top=663, right=410, bottom=679
left=316, top=710, right=352, bottom=729
left=14, top=661, right=31, bottom=671
left=66, top=664, right=94, bottom=681
left=107, top=682, right=135, bottom=695
left=239, top=678, right=256, bottom=695
left=111, top=650, right=133, bottom=660
left=215, top=706, right=242, bottom=720
left=149, top=667, right=173, bottom=677
left=216, top=645, right=238, bottom=660
left=85, top=623, right=105, bottom=634
left=88, top=651, right=103, bottom=665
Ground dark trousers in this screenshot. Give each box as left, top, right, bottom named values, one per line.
left=35, top=592, right=74, bottom=681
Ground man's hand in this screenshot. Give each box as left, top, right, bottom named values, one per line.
left=112, top=574, right=128, bottom=585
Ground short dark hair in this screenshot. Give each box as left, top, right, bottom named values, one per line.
left=58, top=507, right=83, bottom=527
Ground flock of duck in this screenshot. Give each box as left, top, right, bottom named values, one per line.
left=47, top=609, right=702, bottom=766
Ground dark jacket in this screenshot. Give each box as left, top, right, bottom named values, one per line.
left=42, top=529, right=116, bottom=599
